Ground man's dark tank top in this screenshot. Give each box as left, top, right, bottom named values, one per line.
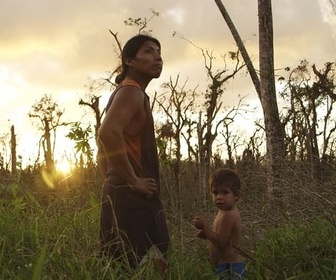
left=103, top=78, right=162, bottom=208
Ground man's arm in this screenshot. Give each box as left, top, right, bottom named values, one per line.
left=96, top=137, right=107, bottom=178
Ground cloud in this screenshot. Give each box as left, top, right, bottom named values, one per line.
left=1, top=0, right=336, bottom=163
left=165, top=8, right=185, bottom=25
left=318, top=0, right=336, bottom=24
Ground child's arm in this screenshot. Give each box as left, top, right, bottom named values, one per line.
left=196, top=230, right=207, bottom=239
left=194, top=213, right=237, bottom=248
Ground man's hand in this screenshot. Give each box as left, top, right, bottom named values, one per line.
left=129, top=177, right=157, bottom=197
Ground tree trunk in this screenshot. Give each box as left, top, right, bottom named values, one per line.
left=198, top=112, right=207, bottom=201
left=258, top=0, right=285, bottom=205
left=213, top=0, right=261, bottom=97
left=10, top=125, right=17, bottom=175
left=44, top=118, right=55, bottom=172
left=79, top=96, right=102, bottom=141
left=213, top=0, right=285, bottom=205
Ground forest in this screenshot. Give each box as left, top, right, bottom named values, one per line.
left=1, top=1, right=336, bottom=279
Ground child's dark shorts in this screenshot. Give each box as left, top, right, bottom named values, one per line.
left=215, top=262, right=247, bottom=279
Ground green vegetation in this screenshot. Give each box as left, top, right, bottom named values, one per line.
left=0, top=166, right=335, bottom=279
left=248, top=218, right=336, bottom=279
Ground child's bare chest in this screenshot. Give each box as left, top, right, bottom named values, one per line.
left=212, top=212, right=225, bottom=230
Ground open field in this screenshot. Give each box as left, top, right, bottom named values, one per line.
left=0, top=164, right=335, bottom=279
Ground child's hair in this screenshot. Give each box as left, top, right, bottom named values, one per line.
left=209, top=168, right=241, bottom=195
left=115, top=34, right=161, bottom=84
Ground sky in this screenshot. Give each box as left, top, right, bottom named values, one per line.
left=1, top=0, right=335, bottom=169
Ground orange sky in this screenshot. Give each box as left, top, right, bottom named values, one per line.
left=1, top=0, right=335, bottom=168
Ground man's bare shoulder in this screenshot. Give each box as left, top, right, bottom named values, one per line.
left=111, top=85, right=145, bottom=111
left=116, top=85, right=144, bottom=99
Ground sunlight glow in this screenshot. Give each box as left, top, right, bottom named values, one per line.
left=55, top=159, right=72, bottom=174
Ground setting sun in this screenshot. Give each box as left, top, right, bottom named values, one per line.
left=55, top=159, right=72, bottom=174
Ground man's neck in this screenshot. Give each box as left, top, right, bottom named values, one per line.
left=125, top=74, right=151, bottom=91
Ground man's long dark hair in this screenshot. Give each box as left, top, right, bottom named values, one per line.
left=115, top=34, right=161, bottom=84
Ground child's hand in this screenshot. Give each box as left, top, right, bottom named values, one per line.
left=196, top=230, right=207, bottom=239
left=193, top=216, right=206, bottom=230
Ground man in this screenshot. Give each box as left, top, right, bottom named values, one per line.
left=97, top=34, right=169, bottom=270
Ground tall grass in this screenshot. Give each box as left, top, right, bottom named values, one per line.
left=0, top=183, right=215, bottom=279
left=247, top=218, right=336, bottom=279
left=1, top=166, right=335, bottom=279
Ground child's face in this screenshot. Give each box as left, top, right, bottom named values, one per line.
left=211, top=186, right=239, bottom=211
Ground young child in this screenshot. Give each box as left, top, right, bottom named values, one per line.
left=193, top=168, right=247, bottom=279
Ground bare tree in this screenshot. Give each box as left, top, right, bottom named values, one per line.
left=219, top=96, right=248, bottom=168
left=198, top=48, right=245, bottom=199
left=0, top=133, right=10, bottom=171
left=172, top=33, right=246, bottom=197
left=123, top=9, right=159, bottom=34
left=10, top=125, right=16, bottom=175
left=213, top=0, right=285, bottom=205
left=258, top=0, right=285, bottom=204
left=213, top=0, right=261, bottom=97
left=79, top=95, right=103, bottom=141
left=156, top=75, right=197, bottom=161
left=155, top=75, right=198, bottom=226
left=280, top=61, right=336, bottom=182
left=29, top=94, right=67, bottom=172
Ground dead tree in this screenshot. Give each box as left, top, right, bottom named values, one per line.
left=198, top=49, right=245, bottom=199
left=214, top=0, right=285, bottom=205
left=79, top=95, right=102, bottom=141
left=29, top=94, right=66, bottom=172
left=156, top=75, right=197, bottom=215
left=10, top=125, right=16, bottom=175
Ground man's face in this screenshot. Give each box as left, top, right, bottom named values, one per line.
left=127, top=41, right=163, bottom=79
